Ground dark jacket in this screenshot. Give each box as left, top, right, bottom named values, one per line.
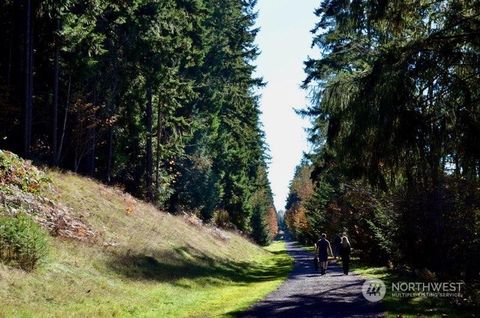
left=316, top=238, right=331, bottom=261
left=340, top=244, right=351, bottom=258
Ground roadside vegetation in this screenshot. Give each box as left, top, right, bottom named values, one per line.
left=352, top=261, right=475, bottom=318
left=0, top=150, right=292, bottom=317
left=284, top=0, right=480, bottom=316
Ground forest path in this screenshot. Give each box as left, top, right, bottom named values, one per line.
left=238, top=239, right=385, bottom=318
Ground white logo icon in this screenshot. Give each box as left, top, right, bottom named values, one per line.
left=362, top=279, right=386, bottom=302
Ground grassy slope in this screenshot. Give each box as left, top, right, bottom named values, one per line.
left=0, top=169, right=292, bottom=317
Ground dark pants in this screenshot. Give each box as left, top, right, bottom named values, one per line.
left=342, top=255, right=350, bottom=274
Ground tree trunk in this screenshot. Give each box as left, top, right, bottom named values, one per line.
left=85, top=127, right=96, bottom=176
left=56, top=74, right=71, bottom=165
left=454, top=152, right=460, bottom=177
left=7, top=33, right=13, bottom=88
left=145, top=83, right=153, bottom=200
left=52, top=18, right=60, bottom=164
left=106, top=80, right=118, bottom=183
left=24, top=0, right=33, bottom=157
left=85, top=85, right=97, bottom=176
left=155, top=98, right=162, bottom=191
left=106, top=126, right=114, bottom=182
left=74, top=147, right=80, bottom=173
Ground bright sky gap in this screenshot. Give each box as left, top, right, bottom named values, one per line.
left=254, top=0, right=320, bottom=211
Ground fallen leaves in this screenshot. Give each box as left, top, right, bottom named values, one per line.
left=0, top=150, right=96, bottom=242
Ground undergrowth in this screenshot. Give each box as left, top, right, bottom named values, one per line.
left=0, top=214, right=48, bottom=271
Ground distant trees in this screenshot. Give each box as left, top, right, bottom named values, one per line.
left=0, top=0, right=277, bottom=244
left=284, top=162, right=314, bottom=243
left=287, top=0, right=480, bottom=284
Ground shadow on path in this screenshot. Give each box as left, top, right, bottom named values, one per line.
left=236, top=239, right=384, bottom=318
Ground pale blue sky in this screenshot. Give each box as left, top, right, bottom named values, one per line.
left=254, top=0, right=319, bottom=211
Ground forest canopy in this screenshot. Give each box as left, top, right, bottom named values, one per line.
left=0, top=0, right=278, bottom=245
left=285, top=0, right=480, bottom=302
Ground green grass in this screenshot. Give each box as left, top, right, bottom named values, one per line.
left=0, top=240, right=291, bottom=318
left=352, top=261, right=476, bottom=318
left=0, top=165, right=293, bottom=317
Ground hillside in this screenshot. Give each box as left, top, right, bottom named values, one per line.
left=0, top=150, right=291, bottom=317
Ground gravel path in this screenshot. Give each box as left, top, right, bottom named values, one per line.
left=239, top=240, right=385, bottom=318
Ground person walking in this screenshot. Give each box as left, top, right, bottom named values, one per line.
left=339, top=235, right=351, bottom=275
left=315, top=233, right=333, bottom=275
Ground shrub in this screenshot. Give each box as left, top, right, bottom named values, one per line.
left=0, top=214, right=48, bottom=271
left=0, top=150, right=50, bottom=194
left=212, top=209, right=231, bottom=229
left=396, top=178, right=480, bottom=280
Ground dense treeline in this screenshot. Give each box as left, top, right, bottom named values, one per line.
left=0, top=0, right=277, bottom=244
left=286, top=0, right=479, bottom=301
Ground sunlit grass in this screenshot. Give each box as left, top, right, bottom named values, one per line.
left=0, top=170, right=293, bottom=317
left=0, top=241, right=292, bottom=318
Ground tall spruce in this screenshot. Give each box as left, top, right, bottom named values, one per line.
left=0, top=0, right=276, bottom=244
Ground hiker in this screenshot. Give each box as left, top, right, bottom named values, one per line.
left=333, top=233, right=342, bottom=259
left=340, top=235, right=351, bottom=275
left=315, top=233, right=333, bottom=275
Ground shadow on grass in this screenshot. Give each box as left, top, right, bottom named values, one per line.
left=107, top=245, right=292, bottom=286
left=381, top=278, right=476, bottom=317
left=351, top=259, right=477, bottom=317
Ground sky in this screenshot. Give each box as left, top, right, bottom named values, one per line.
left=254, top=0, right=320, bottom=211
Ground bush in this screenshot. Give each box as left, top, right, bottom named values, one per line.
left=212, top=209, right=232, bottom=229
left=0, top=150, right=50, bottom=194
left=0, top=214, right=48, bottom=271
left=396, top=178, right=480, bottom=280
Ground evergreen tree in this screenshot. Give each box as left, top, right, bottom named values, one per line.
left=300, top=0, right=480, bottom=279
left=0, top=0, right=276, bottom=243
